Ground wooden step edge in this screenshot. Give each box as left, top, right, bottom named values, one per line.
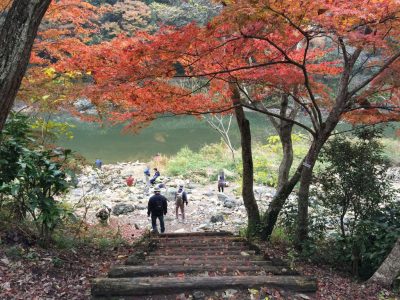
left=151, top=250, right=256, bottom=256
left=91, top=275, right=317, bottom=296
left=153, top=236, right=245, bottom=242
left=127, top=260, right=275, bottom=266
left=156, top=231, right=234, bottom=238
left=144, top=254, right=262, bottom=260
left=108, top=264, right=299, bottom=277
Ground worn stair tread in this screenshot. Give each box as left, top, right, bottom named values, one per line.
left=91, top=275, right=317, bottom=296
left=134, top=260, right=277, bottom=267
left=144, top=254, right=261, bottom=260
left=109, top=265, right=299, bottom=277
left=153, top=239, right=246, bottom=245
left=152, top=250, right=256, bottom=256
left=156, top=231, right=233, bottom=238
left=155, top=242, right=248, bottom=249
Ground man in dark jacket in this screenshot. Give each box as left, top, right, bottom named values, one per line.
left=147, top=187, right=167, bottom=233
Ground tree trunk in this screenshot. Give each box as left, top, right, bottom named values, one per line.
left=261, top=160, right=303, bottom=239
left=0, top=0, right=51, bottom=131
left=369, top=238, right=400, bottom=287
left=294, top=119, right=339, bottom=249
left=231, top=84, right=260, bottom=236
left=260, top=94, right=299, bottom=240
left=295, top=140, right=322, bottom=249
left=277, top=125, right=294, bottom=190
left=276, top=95, right=294, bottom=191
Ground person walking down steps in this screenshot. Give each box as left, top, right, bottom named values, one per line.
left=175, top=184, right=188, bottom=221
left=147, top=187, right=167, bottom=233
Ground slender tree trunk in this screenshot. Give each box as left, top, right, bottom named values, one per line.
left=261, top=160, right=303, bottom=239
left=277, top=123, right=294, bottom=190
left=260, top=94, right=299, bottom=240
left=231, top=84, right=260, bottom=235
left=295, top=117, right=339, bottom=249
left=0, top=0, right=51, bottom=131
left=295, top=139, right=323, bottom=249
left=369, top=238, right=400, bottom=287
left=276, top=95, right=294, bottom=190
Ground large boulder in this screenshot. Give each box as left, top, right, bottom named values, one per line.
left=112, top=203, right=135, bottom=216
left=223, top=199, right=236, bottom=209
left=217, top=193, right=230, bottom=202
left=210, top=213, right=224, bottom=223
left=254, top=186, right=276, bottom=198
left=202, top=190, right=214, bottom=197
left=165, top=187, right=177, bottom=201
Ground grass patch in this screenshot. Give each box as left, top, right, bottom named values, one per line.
left=165, top=142, right=238, bottom=182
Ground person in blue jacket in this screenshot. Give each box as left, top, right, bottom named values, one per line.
left=95, top=158, right=103, bottom=169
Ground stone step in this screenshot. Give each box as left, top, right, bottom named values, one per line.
left=91, top=275, right=317, bottom=297
left=109, top=265, right=299, bottom=278
left=156, top=231, right=233, bottom=238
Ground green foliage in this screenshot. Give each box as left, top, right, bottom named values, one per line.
left=253, top=133, right=308, bottom=187
left=311, top=127, right=399, bottom=277
left=270, top=226, right=291, bottom=245
left=31, top=118, right=75, bottom=145
left=166, top=143, right=237, bottom=182
left=4, top=245, right=24, bottom=259
left=0, top=113, right=74, bottom=245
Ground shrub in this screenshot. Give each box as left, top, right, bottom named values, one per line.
left=313, top=127, right=399, bottom=277
left=0, top=113, right=74, bottom=245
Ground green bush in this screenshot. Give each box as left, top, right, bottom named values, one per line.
left=0, top=113, right=74, bottom=245
left=312, top=127, right=399, bottom=277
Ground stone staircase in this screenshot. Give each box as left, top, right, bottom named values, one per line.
left=91, top=232, right=317, bottom=299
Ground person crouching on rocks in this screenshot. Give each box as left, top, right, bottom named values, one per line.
left=175, top=184, right=188, bottom=221
left=147, top=187, right=167, bottom=233
left=150, top=168, right=160, bottom=185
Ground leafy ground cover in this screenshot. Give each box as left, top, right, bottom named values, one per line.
left=262, top=242, right=399, bottom=300
left=0, top=219, right=142, bottom=300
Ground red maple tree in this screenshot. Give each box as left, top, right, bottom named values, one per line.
left=32, top=0, right=400, bottom=242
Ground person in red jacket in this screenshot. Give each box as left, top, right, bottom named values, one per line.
left=126, top=175, right=135, bottom=187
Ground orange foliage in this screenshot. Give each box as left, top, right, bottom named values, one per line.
left=22, top=0, right=400, bottom=129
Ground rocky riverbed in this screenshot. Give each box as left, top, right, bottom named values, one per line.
left=64, top=162, right=400, bottom=236
left=64, top=162, right=278, bottom=235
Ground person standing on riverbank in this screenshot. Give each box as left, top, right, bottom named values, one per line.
left=175, top=184, right=188, bottom=221
left=147, top=187, right=167, bottom=233
left=218, top=175, right=225, bottom=193
left=95, top=158, right=103, bottom=169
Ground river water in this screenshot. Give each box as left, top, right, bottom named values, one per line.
left=58, top=114, right=273, bottom=163
left=58, top=114, right=399, bottom=164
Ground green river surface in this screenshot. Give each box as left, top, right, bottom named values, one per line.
left=58, top=113, right=273, bottom=163
left=57, top=113, right=399, bottom=164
